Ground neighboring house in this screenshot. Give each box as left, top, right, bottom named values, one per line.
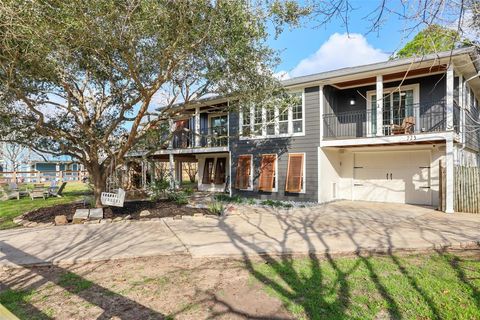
left=143, top=47, right=480, bottom=213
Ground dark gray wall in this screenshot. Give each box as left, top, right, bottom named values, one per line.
left=229, top=86, right=320, bottom=202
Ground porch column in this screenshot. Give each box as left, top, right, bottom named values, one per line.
left=319, top=85, right=324, bottom=145
left=168, top=118, right=175, bottom=189
left=459, top=74, right=465, bottom=145
left=375, top=75, right=383, bottom=136
left=194, top=106, right=201, bottom=147
left=446, top=65, right=454, bottom=131
left=445, top=134, right=455, bottom=213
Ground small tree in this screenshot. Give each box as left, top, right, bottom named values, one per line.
left=183, top=162, right=198, bottom=183
left=0, top=0, right=305, bottom=207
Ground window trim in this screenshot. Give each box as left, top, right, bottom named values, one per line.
left=258, top=154, right=278, bottom=192
left=235, top=154, right=253, bottom=191
left=285, top=152, right=306, bottom=194
left=239, top=91, right=305, bottom=140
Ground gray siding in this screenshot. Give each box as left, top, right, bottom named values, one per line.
left=229, top=86, right=320, bottom=202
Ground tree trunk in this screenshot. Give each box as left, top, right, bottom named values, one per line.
left=87, top=164, right=107, bottom=208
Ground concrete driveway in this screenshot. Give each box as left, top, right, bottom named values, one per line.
left=1, top=201, right=479, bottom=267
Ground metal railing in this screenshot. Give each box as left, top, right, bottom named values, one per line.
left=0, top=170, right=88, bottom=183
left=172, top=125, right=228, bottom=149
left=323, top=100, right=457, bottom=139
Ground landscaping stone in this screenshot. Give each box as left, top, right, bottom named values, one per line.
left=100, top=218, right=112, bottom=224
left=173, top=215, right=182, bottom=220
left=124, top=215, right=132, bottom=220
left=139, top=210, right=151, bottom=217
left=89, top=208, right=104, bottom=220
left=54, top=215, right=68, bottom=226
left=13, top=217, right=24, bottom=225
left=150, top=218, right=161, bottom=221
left=112, top=217, right=123, bottom=222
left=85, top=220, right=100, bottom=224
left=73, top=209, right=90, bottom=224
left=193, top=213, right=204, bottom=217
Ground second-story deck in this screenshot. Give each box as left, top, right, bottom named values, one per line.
left=323, top=100, right=461, bottom=140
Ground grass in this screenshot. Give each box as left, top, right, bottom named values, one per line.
left=58, top=272, right=93, bottom=293
left=0, top=182, right=90, bottom=229
left=253, top=251, right=480, bottom=320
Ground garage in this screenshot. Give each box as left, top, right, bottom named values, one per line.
left=353, top=150, right=431, bottom=205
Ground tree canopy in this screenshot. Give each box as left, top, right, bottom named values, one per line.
left=0, top=0, right=306, bottom=205
left=395, top=24, right=470, bottom=59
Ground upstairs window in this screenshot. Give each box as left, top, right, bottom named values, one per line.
left=291, top=92, right=303, bottom=133
left=240, top=91, right=304, bottom=138
left=285, top=153, right=305, bottom=193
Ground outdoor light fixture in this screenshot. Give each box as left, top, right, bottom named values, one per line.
left=349, top=97, right=356, bottom=106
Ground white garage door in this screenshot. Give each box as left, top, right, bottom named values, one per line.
left=353, top=151, right=431, bottom=205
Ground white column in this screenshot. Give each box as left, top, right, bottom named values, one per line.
left=319, top=85, right=324, bottom=145
left=376, top=75, right=383, bottom=136
left=446, top=65, right=454, bottom=131
left=194, top=107, right=200, bottom=147
left=169, top=154, right=175, bottom=190
left=445, top=133, right=455, bottom=213
left=459, top=74, right=465, bottom=144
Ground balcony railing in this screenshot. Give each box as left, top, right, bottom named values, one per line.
left=323, top=100, right=459, bottom=140
left=172, top=125, right=228, bottom=149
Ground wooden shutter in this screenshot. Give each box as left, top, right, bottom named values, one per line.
left=214, top=158, right=226, bottom=184
left=258, top=155, right=276, bottom=191
left=285, top=154, right=304, bottom=192
left=202, top=158, right=214, bottom=184
left=235, top=155, right=251, bottom=189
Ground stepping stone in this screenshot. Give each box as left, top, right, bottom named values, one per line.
left=89, top=208, right=104, bottom=220
left=55, top=215, right=68, bottom=225
left=139, top=210, right=151, bottom=217
left=73, top=209, right=90, bottom=224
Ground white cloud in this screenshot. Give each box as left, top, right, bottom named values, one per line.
left=289, top=33, right=390, bottom=78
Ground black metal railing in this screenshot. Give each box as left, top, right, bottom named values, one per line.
left=172, top=125, right=228, bottom=149
left=323, top=100, right=456, bottom=139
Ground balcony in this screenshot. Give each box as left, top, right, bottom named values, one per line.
left=172, top=124, right=228, bottom=149
left=323, top=100, right=460, bottom=140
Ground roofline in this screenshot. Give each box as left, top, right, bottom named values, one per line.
left=281, top=46, right=477, bottom=87
left=156, top=47, right=479, bottom=111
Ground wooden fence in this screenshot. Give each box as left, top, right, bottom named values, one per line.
left=440, top=164, right=480, bottom=213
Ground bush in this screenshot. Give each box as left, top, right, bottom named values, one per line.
left=261, top=199, right=293, bottom=208
left=182, top=187, right=194, bottom=196
left=167, top=191, right=188, bottom=205
left=208, top=202, right=224, bottom=216
left=149, top=179, right=170, bottom=200
left=214, top=194, right=244, bottom=204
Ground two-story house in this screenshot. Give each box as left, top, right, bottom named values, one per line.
left=152, top=47, right=480, bottom=213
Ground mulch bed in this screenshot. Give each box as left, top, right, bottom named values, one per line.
left=22, top=200, right=212, bottom=224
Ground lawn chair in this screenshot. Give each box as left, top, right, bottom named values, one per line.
left=1, top=185, right=20, bottom=200
left=29, top=184, right=47, bottom=200
left=391, top=116, right=415, bottom=135
left=49, top=182, right=67, bottom=197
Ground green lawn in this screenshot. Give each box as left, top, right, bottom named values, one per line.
left=0, top=182, right=90, bottom=230
left=253, top=250, right=480, bottom=320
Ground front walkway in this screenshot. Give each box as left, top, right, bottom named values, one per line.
left=1, top=201, right=479, bottom=267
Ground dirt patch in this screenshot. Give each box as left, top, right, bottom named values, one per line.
left=22, top=200, right=212, bottom=224
left=0, top=256, right=293, bottom=320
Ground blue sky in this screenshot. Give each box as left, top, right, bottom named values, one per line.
left=268, top=1, right=422, bottom=78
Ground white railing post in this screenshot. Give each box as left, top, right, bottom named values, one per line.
left=194, top=107, right=201, bottom=147
left=376, top=75, right=384, bottom=136
left=446, top=65, right=454, bottom=131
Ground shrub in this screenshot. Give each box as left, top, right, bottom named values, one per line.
left=182, top=187, right=194, bottom=196
left=167, top=191, right=188, bottom=205
left=208, top=202, right=224, bottom=216
left=261, top=199, right=293, bottom=208
left=149, top=179, right=170, bottom=200
left=214, top=194, right=244, bottom=204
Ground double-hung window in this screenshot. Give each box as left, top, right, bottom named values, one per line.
left=285, top=153, right=305, bottom=193
left=258, top=154, right=277, bottom=192
left=278, top=105, right=289, bottom=134
left=241, top=108, right=251, bottom=137
left=253, top=106, right=263, bottom=136
left=235, top=155, right=253, bottom=190
left=291, top=92, right=303, bottom=133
